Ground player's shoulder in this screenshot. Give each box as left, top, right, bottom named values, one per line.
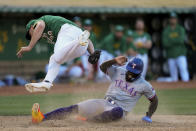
left=107, top=65, right=125, bottom=80
left=138, top=77, right=152, bottom=88
left=33, top=18, right=45, bottom=27
left=114, top=66, right=126, bottom=75
left=117, top=65, right=126, bottom=71
left=103, top=33, right=113, bottom=41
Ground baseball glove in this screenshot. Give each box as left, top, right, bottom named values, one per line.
left=88, top=50, right=101, bottom=64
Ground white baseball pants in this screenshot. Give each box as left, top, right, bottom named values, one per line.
left=44, top=24, right=88, bottom=83
left=168, top=55, right=189, bottom=82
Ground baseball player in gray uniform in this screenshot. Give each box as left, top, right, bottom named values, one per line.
left=31, top=56, right=158, bottom=123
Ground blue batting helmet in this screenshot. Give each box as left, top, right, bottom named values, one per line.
left=126, top=57, right=144, bottom=75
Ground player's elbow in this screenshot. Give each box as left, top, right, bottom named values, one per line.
left=100, top=64, right=107, bottom=74
left=100, top=64, right=104, bottom=72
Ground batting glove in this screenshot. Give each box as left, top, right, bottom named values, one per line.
left=142, top=116, right=152, bottom=123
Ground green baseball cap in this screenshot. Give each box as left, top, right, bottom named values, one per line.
left=25, top=19, right=36, bottom=40
left=170, top=12, right=178, bottom=18
left=73, top=16, right=81, bottom=22
left=126, top=30, right=133, bottom=36
left=84, top=19, right=92, bottom=26
left=115, top=25, right=124, bottom=32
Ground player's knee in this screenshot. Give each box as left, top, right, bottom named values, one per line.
left=52, top=55, right=64, bottom=64
left=50, top=55, right=59, bottom=64
left=111, top=107, right=123, bottom=120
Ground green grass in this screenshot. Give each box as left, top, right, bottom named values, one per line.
left=0, top=88, right=196, bottom=116
left=133, top=88, right=196, bottom=115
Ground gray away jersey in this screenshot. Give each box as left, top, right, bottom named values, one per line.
left=105, top=66, right=156, bottom=112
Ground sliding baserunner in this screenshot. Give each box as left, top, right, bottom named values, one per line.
left=31, top=56, right=158, bottom=123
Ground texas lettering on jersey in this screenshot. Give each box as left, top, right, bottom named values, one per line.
left=115, top=79, right=137, bottom=96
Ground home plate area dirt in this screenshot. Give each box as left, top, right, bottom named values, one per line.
left=1, top=81, right=196, bottom=131
left=0, top=115, right=196, bottom=131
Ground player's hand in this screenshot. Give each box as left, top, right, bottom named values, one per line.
left=142, top=116, right=152, bottom=123
left=17, top=46, right=31, bottom=58
left=114, top=56, right=127, bottom=66
left=134, top=42, right=143, bottom=48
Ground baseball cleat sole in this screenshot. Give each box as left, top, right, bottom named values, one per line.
left=25, top=83, right=49, bottom=93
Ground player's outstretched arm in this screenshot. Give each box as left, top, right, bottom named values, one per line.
left=100, top=59, right=116, bottom=74
left=17, top=20, right=45, bottom=58
left=147, top=95, right=158, bottom=117
left=142, top=95, right=158, bottom=123
left=28, top=21, right=45, bottom=49
left=100, top=56, right=127, bottom=74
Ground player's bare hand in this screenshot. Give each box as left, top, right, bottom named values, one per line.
left=134, top=42, right=143, bottom=48
left=115, top=56, right=127, bottom=66
left=17, top=46, right=31, bottom=58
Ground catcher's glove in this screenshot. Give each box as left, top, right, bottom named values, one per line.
left=88, top=50, right=101, bottom=64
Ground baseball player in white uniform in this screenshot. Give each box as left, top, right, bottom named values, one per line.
left=17, top=15, right=100, bottom=93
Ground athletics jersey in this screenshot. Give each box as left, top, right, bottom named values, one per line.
left=32, top=15, right=79, bottom=44
left=132, top=32, right=151, bottom=55
left=105, top=66, right=156, bottom=112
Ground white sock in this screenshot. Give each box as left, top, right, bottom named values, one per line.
left=44, top=55, right=60, bottom=83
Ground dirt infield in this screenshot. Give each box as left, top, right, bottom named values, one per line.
left=0, top=115, right=196, bottom=131
left=0, top=81, right=196, bottom=131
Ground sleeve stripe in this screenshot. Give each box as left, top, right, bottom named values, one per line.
left=148, top=94, right=156, bottom=100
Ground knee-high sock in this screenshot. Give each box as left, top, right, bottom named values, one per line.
left=89, top=107, right=123, bottom=122
left=43, top=105, right=78, bottom=120
left=44, top=55, right=60, bottom=83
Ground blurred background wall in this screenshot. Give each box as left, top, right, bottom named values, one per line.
left=0, top=0, right=195, bottom=81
